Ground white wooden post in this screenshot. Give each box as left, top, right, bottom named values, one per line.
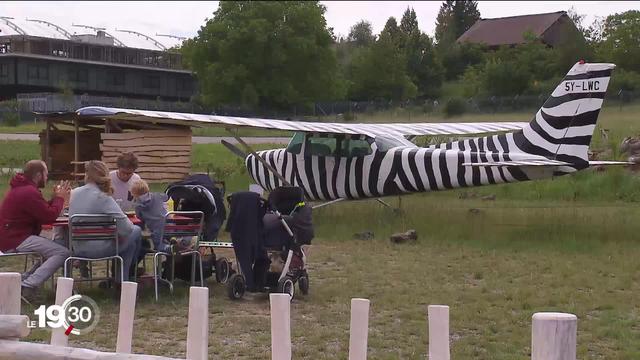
left=348, top=298, right=370, bottom=360
left=186, top=286, right=209, bottom=360
left=116, top=281, right=138, bottom=354
left=0, top=272, right=22, bottom=342
left=531, top=312, right=577, bottom=360
left=50, top=277, right=74, bottom=346
left=0, top=272, right=21, bottom=315
left=270, top=293, right=291, bottom=360
left=428, top=305, right=450, bottom=360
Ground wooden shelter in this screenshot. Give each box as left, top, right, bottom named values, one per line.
left=38, top=112, right=192, bottom=183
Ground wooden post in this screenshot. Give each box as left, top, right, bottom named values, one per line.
left=270, top=293, right=291, bottom=360
left=0, top=273, right=21, bottom=315
left=50, top=277, right=74, bottom=346
left=0, top=272, right=22, bottom=342
left=428, top=305, right=450, bottom=360
left=115, top=281, right=138, bottom=354
left=186, top=287, right=209, bottom=360
left=531, top=312, right=577, bottom=360
left=44, top=118, right=50, bottom=169
left=348, top=298, right=370, bottom=360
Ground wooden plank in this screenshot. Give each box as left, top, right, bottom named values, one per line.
left=0, top=339, right=184, bottom=360
left=101, top=130, right=191, bottom=140
left=100, top=144, right=192, bottom=152
left=101, top=137, right=191, bottom=147
left=0, top=315, right=30, bottom=339
left=136, top=168, right=190, bottom=174
left=102, top=155, right=191, bottom=163
left=102, top=150, right=190, bottom=158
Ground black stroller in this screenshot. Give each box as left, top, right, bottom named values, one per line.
left=164, top=174, right=233, bottom=284
left=225, top=186, right=313, bottom=300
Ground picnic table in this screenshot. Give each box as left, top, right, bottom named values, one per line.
left=48, top=212, right=142, bottom=228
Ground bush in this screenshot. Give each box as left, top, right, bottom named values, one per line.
left=0, top=99, right=21, bottom=127
left=2, top=112, right=20, bottom=127
left=443, top=97, right=467, bottom=117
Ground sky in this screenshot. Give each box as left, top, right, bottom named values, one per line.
left=1, top=1, right=639, bottom=42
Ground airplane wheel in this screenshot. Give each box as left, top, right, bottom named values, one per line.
left=277, top=275, right=295, bottom=299
left=298, top=272, right=309, bottom=295
left=227, top=273, right=245, bottom=300
left=215, top=257, right=231, bottom=284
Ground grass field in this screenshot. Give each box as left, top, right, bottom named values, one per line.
left=0, top=104, right=639, bottom=358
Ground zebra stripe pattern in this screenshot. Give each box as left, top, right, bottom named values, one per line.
left=246, top=63, right=614, bottom=201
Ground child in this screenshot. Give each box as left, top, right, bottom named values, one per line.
left=130, top=179, right=172, bottom=254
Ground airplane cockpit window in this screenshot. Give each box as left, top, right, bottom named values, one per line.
left=285, top=132, right=305, bottom=154
left=374, top=136, right=411, bottom=151
left=339, top=138, right=372, bottom=157
left=306, top=136, right=337, bottom=157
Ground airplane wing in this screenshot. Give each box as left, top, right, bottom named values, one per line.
left=75, top=106, right=528, bottom=139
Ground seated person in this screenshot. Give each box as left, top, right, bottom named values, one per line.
left=130, top=179, right=172, bottom=253
left=0, top=160, right=71, bottom=301
left=109, top=152, right=141, bottom=212
left=69, top=160, right=142, bottom=284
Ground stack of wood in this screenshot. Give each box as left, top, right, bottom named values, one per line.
left=100, top=129, right=192, bottom=183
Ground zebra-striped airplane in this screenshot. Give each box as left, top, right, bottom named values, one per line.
left=76, top=62, right=629, bottom=202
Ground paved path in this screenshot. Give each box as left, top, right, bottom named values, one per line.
left=0, top=133, right=290, bottom=144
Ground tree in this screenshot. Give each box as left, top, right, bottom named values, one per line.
left=596, top=10, right=640, bottom=73
left=404, top=32, right=444, bottom=98
left=400, top=7, right=419, bottom=36
left=379, top=17, right=403, bottom=46
left=182, top=1, right=345, bottom=110
left=348, top=20, right=375, bottom=46
left=348, top=36, right=416, bottom=101
left=435, top=1, right=480, bottom=48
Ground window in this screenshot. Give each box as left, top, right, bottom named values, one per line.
left=338, top=137, right=372, bottom=157
left=68, top=68, right=88, bottom=84
left=0, top=64, right=8, bottom=78
left=142, top=75, right=160, bottom=89
left=286, top=132, right=305, bottom=154
left=107, top=71, right=125, bottom=86
left=177, top=77, right=192, bottom=92
left=305, top=135, right=337, bottom=157
left=27, top=65, right=48, bottom=80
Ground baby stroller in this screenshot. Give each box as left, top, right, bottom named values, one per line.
left=226, top=186, right=313, bottom=300
left=164, top=174, right=233, bottom=284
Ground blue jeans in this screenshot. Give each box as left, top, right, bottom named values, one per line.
left=73, top=225, right=142, bottom=282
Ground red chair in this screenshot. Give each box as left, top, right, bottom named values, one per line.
left=64, top=214, right=123, bottom=286
left=152, top=211, right=204, bottom=301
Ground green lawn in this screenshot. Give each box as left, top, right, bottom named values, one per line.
left=0, top=119, right=639, bottom=358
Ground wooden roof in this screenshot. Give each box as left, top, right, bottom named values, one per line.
left=457, top=11, right=568, bottom=47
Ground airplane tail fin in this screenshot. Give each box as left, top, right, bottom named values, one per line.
left=513, top=61, right=615, bottom=169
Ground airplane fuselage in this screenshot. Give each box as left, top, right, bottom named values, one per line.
left=245, top=134, right=574, bottom=201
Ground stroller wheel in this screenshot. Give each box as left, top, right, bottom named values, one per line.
left=227, top=273, right=245, bottom=300
left=277, top=275, right=295, bottom=299
left=215, top=257, right=231, bottom=284
left=298, top=272, right=309, bottom=295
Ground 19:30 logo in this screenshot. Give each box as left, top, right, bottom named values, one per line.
left=29, top=295, right=100, bottom=336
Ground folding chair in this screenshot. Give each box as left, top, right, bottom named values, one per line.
left=152, top=211, right=204, bottom=301
left=64, top=214, right=123, bottom=286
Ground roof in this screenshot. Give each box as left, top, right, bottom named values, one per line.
left=0, top=17, right=183, bottom=51
left=457, top=11, right=567, bottom=47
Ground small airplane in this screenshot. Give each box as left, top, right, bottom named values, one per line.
left=76, top=61, right=629, bottom=204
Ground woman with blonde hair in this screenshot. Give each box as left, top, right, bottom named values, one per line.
left=69, top=160, right=142, bottom=283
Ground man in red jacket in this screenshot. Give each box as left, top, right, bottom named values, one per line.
left=0, top=160, right=71, bottom=299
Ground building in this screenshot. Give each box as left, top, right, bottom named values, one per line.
left=457, top=11, right=584, bottom=49
left=0, top=17, right=196, bottom=108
